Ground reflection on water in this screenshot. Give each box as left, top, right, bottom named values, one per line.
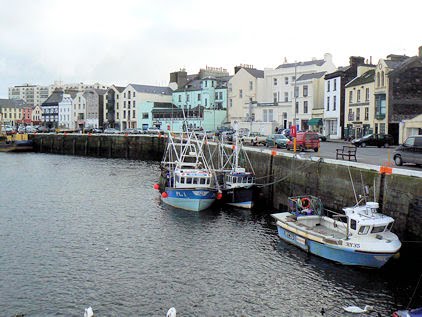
left=0, top=153, right=420, bottom=316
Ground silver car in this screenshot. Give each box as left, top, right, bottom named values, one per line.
left=393, top=135, right=422, bottom=166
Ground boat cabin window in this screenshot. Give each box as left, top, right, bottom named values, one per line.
left=358, top=225, right=370, bottom=235
left=180, top=177, right=185, bottom=183
left=371, top=225, right=386, bottom=233
left=350, top=219, right=357, bottom=230
left=387, top=222, right=393, bottom=231
left=200, top=178, right=206, bottom=185
left=186, top=177, right=192, bottom=184
left=193, top=178, right=199, bottom=184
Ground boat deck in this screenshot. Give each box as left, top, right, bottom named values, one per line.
left=273, top=213, right=345, bottom=240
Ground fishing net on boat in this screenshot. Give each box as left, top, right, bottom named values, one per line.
left=288, top=196, right=324, bottom=216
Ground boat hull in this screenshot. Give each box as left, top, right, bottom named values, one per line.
left=277, top=226, right=395, bottom=268
left=162, top=188, right=215, bottom=211
left=222, top=186, right=254, bottom=209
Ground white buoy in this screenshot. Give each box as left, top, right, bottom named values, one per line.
left=166, top=307, right=176, bottom=317
left=343, top=305, right=373, bottom=313
left=84, top=306, right=94, bottom=317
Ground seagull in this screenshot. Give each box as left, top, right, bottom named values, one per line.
left=343, top=305, right=373, bottom=313
left=84, top=307, right=94, bottom=317
left=166, top=307, right=176, bottom=317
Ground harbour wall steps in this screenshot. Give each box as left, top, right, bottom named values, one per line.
left=31, top=134, right=422, bottom=240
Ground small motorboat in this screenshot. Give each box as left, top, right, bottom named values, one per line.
left=393, top=307, right=422, bottom=317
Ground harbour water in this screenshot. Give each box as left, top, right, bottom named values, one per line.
left=0, top=153, right=421, bottom=316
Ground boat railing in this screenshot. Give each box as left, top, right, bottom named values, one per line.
left=325, top=208, right=350, bottom=239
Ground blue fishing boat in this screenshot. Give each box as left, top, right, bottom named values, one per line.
left=159, top=131, right=217, bottom=212
left=271, top=195, right=401, bottom=268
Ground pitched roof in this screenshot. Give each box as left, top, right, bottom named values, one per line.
left=114, top=86, right=125, bottom=93
left=297, top=72, right=326, bottom=81
left=345, top=69, right=375, bottom=87
left=243, top=68, right=264, bottom=78
left=41, top=90, right=64, bottom=106
left=388, top=55, right=422, bottom=77
left=0, top=98, right=26, bottom=108
left=94, top=89, right=107, bottom=95
left=129, top=84, right=173, bottom=95
left=276, top=59, right=325, bottom=69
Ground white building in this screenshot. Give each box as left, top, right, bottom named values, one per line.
left=261, top=54, right=336, bottom=132
left=58, top=94, right=73, bottom=128
left=32, top=105, right=43, bottom=124
left=72, top=92, right=86, bottom=130
left=227, top=65, right=265, bottom=124
left=8, top=84, right=50, bottom=107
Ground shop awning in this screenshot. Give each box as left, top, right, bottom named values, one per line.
left=308, top=118, right=322, bottom=126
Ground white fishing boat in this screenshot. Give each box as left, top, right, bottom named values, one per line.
left=215, top=128, right=256, bottom=209
left=271, top=195, right=401, bottom=268
left=158, top=131, right=218, bottom=212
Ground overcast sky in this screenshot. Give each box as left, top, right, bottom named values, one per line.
left=0, top=0, right=420, bottom=98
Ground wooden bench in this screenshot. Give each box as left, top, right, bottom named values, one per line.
left=336, top=145, right=357, bottom=161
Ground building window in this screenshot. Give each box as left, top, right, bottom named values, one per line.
left=124, top=93, right=126, bottom=98
left=349, top=91, right=353, bottom=103
left=357, top=90, right=361, bottom=102
left=268, top=109, right=274, bottom=121
left=327, top=81, right=330, bottom=92
left=326, top=96, right=330, bottom=111
left=356, top=108, right=361, bottom=121
left=178, top=95, right=181, bottom=102
left=364, top=107, right=369, bottom=121
left=333, top=96, right=337, bottom=111
left=295, top=102, right=299, bottom=114
left=197, top=94, right=201, bottom=101
left=211, top=81, right=214, bottom=87
left=284, top=92, right=288, bottom=102
left=230, top=99, right=233, bottom=107
left=128, top=91, right=131, bottom=99
left=303, top=85, right=308, bottom=97
left=380, top=123, right=386, bottom=134
left=273, top=78, right=278, bottom=86
left=381, top=71, right=385, bottom=87
left=219, top=92, right=222, bottom=99
left=285, top=77, right=289, bottom=85
left=366, top=88, right=369, bottom=101
left=124, top=101, right=126, bottom=108
left=348, top=108, right=354, bottom=121
left=133, top=100, right=136, bottom=107
left=239, top=89, right=243, bottom=98
left=123, top=111, right=126, bottom=119
left=273, top=93, right=277, bottom=103
left=205, top=99, right=208, bottom=107
left=215, top=92, right=218, bottom=99
left=303, top=101, right=308, bottom=114
left=117, top=112, right=119, bottom=119
left=133, top=92, right=136, bottom=97
left=204, top=81, right=207, bottom=88
left=333, top=79, right=337, bottom=91
left=249, top=81, right=253, bottom=90
left=133, top=110, right=136, bottom=118
left=229, top=83, right=232, bottom=93
left=187, top=94, right=190, bottom=102
left=128, top=101, right=131, bottom=109
left=377, top=72, right=380, bottom=87
left=142, top=112, right=148, bottom=119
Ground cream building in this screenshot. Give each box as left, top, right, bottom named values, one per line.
left=0, top=99, right=26, bottom=126
left=118, top=84, right=173, bottom=130
left=344, top=66, right=376, bottom=139
left=227, top=65, right=265, bottom=124
left=32, top=105, right=43, bottom=124
left=261, top=53, right=336, bottom=132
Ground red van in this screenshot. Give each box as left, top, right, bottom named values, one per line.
left=286, top=131, right=320, bottom=152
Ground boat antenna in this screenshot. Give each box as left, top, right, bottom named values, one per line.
left=373, top=178, right=376, bottom=202
left=348, top=166, right=359, bottom=205
left=360, top=172, right=367, bottom=203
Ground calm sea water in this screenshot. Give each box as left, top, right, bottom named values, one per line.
left=0, top=153, right=421, bottom=317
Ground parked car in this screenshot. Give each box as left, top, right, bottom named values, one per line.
left=351, top=133, right=394, bottom=148
left=286, top=131, right=320, bottom=152
left=92, top=128, right=103, bottom=134
left=121, top=128, right=135, bottom=134
left=25, top=126, right=37, bottom=133
left=37, top=126, right=49, bottom=133
left=222, top=130, right=235, bottom=142
left=133, top=128, right=145, bottom=134
left=18, top=126, right=26, bottom=134
left=104, top=128, right=120, bottom=134
left=241, top=132, right=266, bottom=146
left=317, top=133, right=327, bottom=142
left=266, top=134, right=289, bottom=148
left=146, top=127, right=162, bottom=134
left=393, top=135, right=422, bottom=166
